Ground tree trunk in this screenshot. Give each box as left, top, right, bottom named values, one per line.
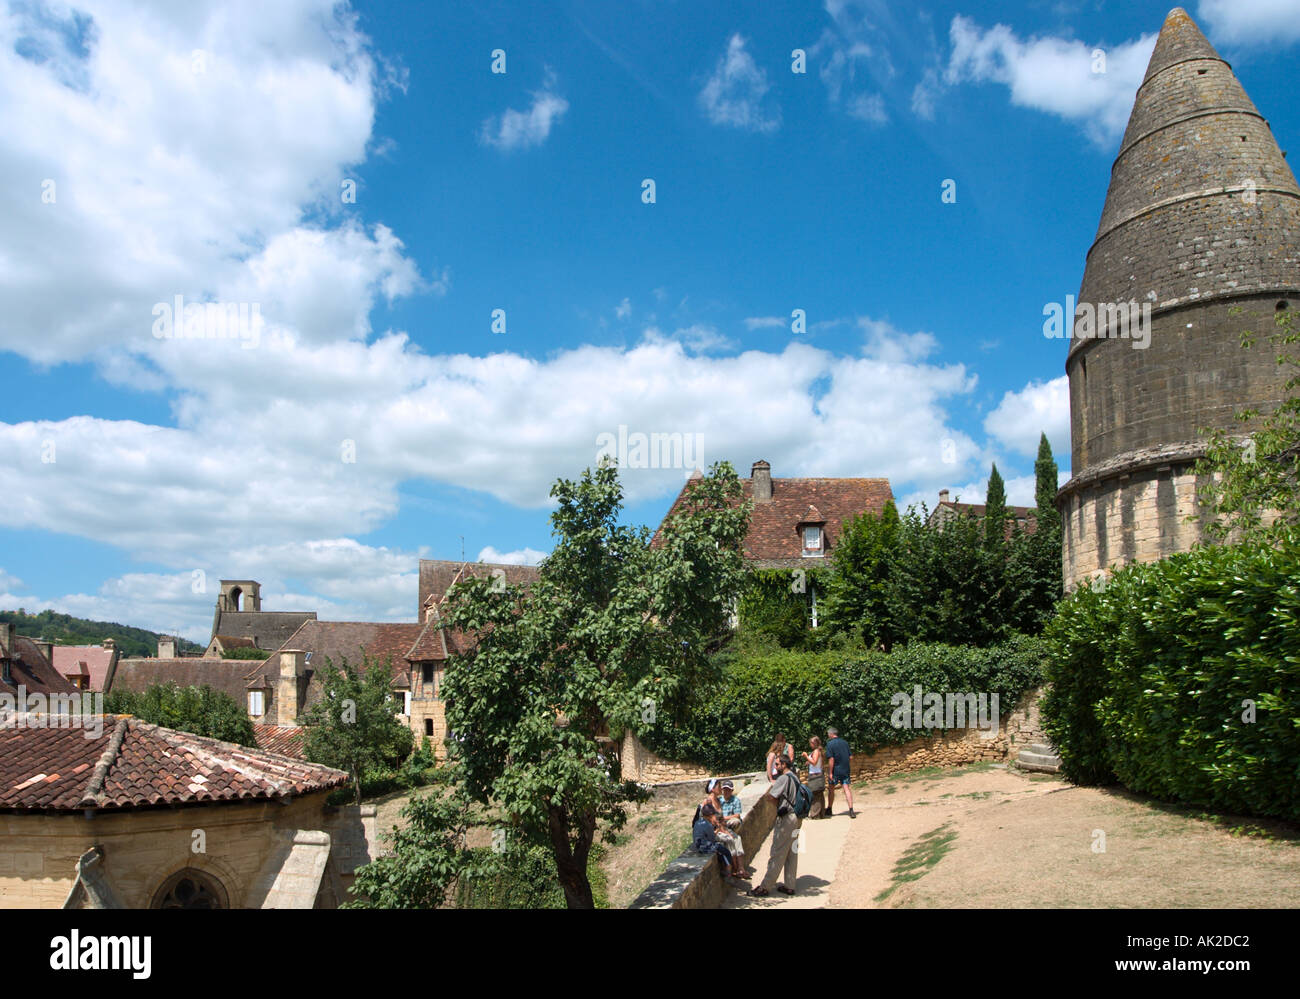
left=548, top=804, right=595, bottom=909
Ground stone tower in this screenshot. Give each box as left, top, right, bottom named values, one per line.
left=1058, top=7, right=1300, bottom=588
left=217, top=579, right=261, bottom=613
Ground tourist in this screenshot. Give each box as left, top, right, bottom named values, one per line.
left=766, top=733, right=794, bottom=782
left=710, top=809, right=750, bottom=879
left=692, top=803, right=734, bottom=879
left=748, top=754, right=802, bottom=897
left=692, top=777, right=724, bottom=826
left=825, top=726, right=856, bottom=818
left=719, top=780, right=743, bottom=830
left=802, top=736, right=826, bottom=819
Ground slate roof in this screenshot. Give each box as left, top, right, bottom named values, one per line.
left=417, top=560, right=540, bottom=619
left=929, top=501, right=1039, bottom=539
left=51, top=645, right=116, bottom=692
left=0, top=715, right=348, bottom=812
left=106, top=656, right=259, bottom=705
left=209, top=610, right=318, bottom=651
left=1, top=636, right=78, bottom=697
left=652, top=469, right=895, bottom=569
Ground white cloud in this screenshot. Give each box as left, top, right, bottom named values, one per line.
left=615, top=297, right=632, bottom=320
left=0, top=0, right=422, bottom=366
left=983, top=376, right=1070, bottom=459
left=1198, top=0, right=1300, bottom=46
left=945, top=16, right=1156, bottom=146
left=0, top=568, right=23, bottom=592
left=847, top=93, right=888, bottom=124
left=476, top=546, right=548, bottom=566
left=911, top=67, right=942, bottom=118
left=699, top=34, right=781, bottom=133
left=744, top=316, right=787, bottom=331
left=479, top=70, right=569, bottom=151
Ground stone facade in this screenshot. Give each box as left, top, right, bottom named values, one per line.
left=1058, top=8, right=1300, bottom=589
left=0, top=793, right=370, bottom=909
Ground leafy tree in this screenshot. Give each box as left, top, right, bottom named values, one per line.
left=300, top=655, right=414, bottom=805
left=1195, top=308, right=1300, bottom=543
left=440, top=461, right=750, bottom=909
left=345, top=782, right=488, bottom=908
left=821, top=500, right=900, bottom=648
left=983, top=463, right=1007, bottom=550
left=104, top=682, right=257, bottom=746
left=1034, top=432, right=1061, bottom=531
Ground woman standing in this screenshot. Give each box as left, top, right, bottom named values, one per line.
left=802, top=736, right=826, bottom=818
left=766, top=733, right=794, bottom=782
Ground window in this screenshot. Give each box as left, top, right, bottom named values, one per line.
left=152, top=869, right=227, bottom=909
left=422, top=662, right=434, bottom=685
left=802, top=525, right=824, bottom=556
left=248, top=690, right=264, bottom=716
left=424, top=718, right=434, bottom=736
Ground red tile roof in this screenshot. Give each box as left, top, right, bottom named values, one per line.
left=2, top=637, right=78, bottom=697
left=653, top=468, right=895, bottom=568
left=0, top=715, right=348, bottom=812
left=251, top=724, right=307, bottom=760
left=106, top=656, right=261, bottom=705
left=51, top=645, right=117, bottom=692
left=418, top=560, right=540, bottom=619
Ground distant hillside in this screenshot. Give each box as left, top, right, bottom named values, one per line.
left=0, top=608, right=204, bottom=658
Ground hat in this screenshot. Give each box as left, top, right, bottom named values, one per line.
left=721, top=780, right=735, bottom=791
left=706, top=778, right=720, bottom=792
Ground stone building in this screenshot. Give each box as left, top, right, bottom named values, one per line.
left=208, top=579, right=316, bottom=652
left=0, top=715, right=366, bottom=908
left=1057, top=7, right=1300, bottom=588
left=927, top=488, right=1037, bottom=539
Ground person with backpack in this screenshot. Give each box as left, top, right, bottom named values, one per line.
left=749, top=753, right=809, bottom=897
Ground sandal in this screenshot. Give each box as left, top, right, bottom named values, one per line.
left=777, top=885, right=796, bottom=896
left=748, top=886, right=770, bottom=897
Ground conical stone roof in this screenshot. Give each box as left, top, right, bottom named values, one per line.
left=1072, top=7, right=1300, bottom=353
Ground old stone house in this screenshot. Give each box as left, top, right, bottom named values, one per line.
left=0, top=623, right=77, bottom=702
left=0, top=714, right=366, bottom=908
left=927, top=489, right=1038, bottom=539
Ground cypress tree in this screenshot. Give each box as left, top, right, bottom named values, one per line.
left=984, top=463, right=1007, bottom=549
left=1034, top=433, right=1060, bottom=530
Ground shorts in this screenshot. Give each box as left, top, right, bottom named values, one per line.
left=831, top=773, right=851, bottom=787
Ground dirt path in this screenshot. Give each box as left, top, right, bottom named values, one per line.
left=833, top=763, right=1300, bottom=908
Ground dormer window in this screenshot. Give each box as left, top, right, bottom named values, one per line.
left=802, top=525, right=824, bottom=557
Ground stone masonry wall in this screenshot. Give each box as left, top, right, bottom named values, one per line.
left=620, top=689, right=1048, bottom=786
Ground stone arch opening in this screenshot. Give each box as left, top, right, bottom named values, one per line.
left=228, top=586, right=242, bottom=611
left=151, top=868, right=229, bottom=909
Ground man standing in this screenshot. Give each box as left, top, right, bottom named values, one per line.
left=825, top=726, right=856, bottom=818
left=749, top=754, right=802, bottom=897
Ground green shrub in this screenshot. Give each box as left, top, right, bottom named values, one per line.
left=1042, top=535, right=1300, bottom=821
left=639, top=635, right=1046, bottom=773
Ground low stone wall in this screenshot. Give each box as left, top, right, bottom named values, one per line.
left=621, top=729, right=714, bottom=784
left=628, top=778, right=775, bottom=909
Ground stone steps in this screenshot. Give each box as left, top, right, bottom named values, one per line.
left=1014, top=742, right=1062, bottom=773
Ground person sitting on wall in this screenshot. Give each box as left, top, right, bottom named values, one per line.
left=710, top=807, right=750, bottom=879
left=692, top=778, right=725, bottom=826
left=719, top=780, right=743, bottom=830
left=692, top=803, right=734, bottom=879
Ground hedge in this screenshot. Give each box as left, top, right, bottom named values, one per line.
left=638, top=635, right=1046, bottom=773
left=1041, top=535, right=1300, bottom=821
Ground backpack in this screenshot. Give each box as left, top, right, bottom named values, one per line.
left=781, top=772, right=812, bottom=820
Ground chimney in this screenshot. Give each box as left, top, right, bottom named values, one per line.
left=35, top=641, right=53, bottom=664
left=102, top=638, right=116, bottom=652
left=158, top=635, right=177, bottom=659
left=752, top=460, right=772, bottom=504
left=939, top=489, right=950, bottom=504
left=278, top=650, right=306, bottom=726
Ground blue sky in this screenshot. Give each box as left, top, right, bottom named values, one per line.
left=2, top=0, right=1298, bottom=640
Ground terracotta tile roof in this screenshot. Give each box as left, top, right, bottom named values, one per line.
left=52, top=645, right=116, bottom=692
left=251, top=724, right=307, bottom=760
left=1, top=637, right=79, bottom=697
left=652, top=468, right=895, bottom=569
left=0, top=715, right=348, bottom=812
left=264, top=621, right=425, bottom=716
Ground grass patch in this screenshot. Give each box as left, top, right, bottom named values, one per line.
left=874, top=822, right=957, bottom=904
